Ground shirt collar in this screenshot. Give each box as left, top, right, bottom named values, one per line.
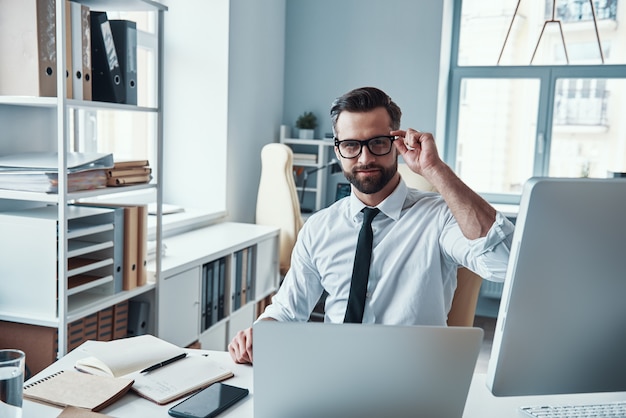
left=348, top=177, right=408, bottom=222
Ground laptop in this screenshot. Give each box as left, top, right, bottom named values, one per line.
left=253, top=322, right=483, bottom=418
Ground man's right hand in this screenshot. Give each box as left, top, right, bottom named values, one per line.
left=228, top=326, right=254, bottom=364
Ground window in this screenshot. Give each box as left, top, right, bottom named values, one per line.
left=446, top=0, right=626, bottom=204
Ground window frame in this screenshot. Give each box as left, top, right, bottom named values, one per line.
left=445, top=0, right=626, bottom=204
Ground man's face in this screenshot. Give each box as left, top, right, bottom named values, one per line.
left=334, top=107, right=398, bottom=195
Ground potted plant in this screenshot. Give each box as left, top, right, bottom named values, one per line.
left=295, top=111, right=317, bottom=139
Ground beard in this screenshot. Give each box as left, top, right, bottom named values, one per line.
left=344, top=160, right=397, bottom=194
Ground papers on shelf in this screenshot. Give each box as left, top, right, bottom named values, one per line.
left=0, top=152, right=114, bottom=172
left=293, top=152, right=317, bottom=165
left=0, top=152, right=113, bottom=193
left=147, top=203, right=184, bottom=215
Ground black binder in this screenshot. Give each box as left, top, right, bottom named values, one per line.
left=109, top=20, right=137, bottom=105
left=90, top=11, right=125, bottom=103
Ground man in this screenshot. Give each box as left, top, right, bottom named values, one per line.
left=229, top=86, right=514, bottom=364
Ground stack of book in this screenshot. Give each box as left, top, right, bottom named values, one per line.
left=0, top=152, right=113, bottom=193
left=106, top=160, right=152, bottom=186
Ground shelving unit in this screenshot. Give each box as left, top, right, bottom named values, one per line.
left=280, top=137, right=334, bottom=212
left=0, top=0, right=167, bottom=359
left=151, top=222, right=280, bottom=350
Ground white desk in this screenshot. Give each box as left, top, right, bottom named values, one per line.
left=24, top=342, right=626, bottom=417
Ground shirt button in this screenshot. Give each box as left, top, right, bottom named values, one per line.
left=366, top=292, right=372, bottom=299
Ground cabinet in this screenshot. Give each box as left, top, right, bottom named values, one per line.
left=280, top=137, right=335, bottom=213
left=152, top=222, right=280, bottom=350
left=0, top=0, right=167, bottom=358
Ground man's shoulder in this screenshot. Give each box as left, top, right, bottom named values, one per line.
left=306, top=198, right=348, bottom=221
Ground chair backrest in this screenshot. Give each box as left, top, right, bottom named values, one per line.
left=397, top=162, right=437, bottom=192
left=256, top=143, right=304, bottom=276
left=398, top=162, right=483, bottom=326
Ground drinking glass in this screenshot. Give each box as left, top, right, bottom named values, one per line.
left=0, top=349, right=25, bottom=418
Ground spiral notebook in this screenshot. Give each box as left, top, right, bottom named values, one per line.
left=23, top=370, right=134, bottom=411
left=74, top=335, right=234, bottom=404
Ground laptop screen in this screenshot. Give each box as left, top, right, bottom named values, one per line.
left=254, top=322, right=483, bottom=418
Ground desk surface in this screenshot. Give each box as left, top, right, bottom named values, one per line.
left=24, top=341, right=626, bottom=418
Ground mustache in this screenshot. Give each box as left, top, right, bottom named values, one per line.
left=351, top=163, right=383, bottom=172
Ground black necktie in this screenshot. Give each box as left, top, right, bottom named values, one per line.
left=344, top=207, right=380, bottom=323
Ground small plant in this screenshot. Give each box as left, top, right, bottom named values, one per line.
left=295, top=111, right=318, bottom=130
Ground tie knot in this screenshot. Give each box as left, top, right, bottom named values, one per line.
left=362, top=207, right=380, bottom=225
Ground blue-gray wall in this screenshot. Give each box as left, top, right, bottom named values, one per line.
left=282, top=0, right=449, bottom=207
left=220, top=0, right=450, bottom=222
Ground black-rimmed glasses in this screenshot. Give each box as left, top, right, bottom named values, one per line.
left=334, top=135, right=397, bottom=159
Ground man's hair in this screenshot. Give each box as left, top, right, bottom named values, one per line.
left=330, top=87, right=402, bottom=136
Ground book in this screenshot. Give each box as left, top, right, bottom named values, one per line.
left=0, top=0, right=57, bottom=97
left=0, top=152, right=114, bottom=173
left=106, top=173, right=151, bottom=186
left=74, top=335, right=234, bottom=405
left=23, top=369, right=133, bottom=412
left=91, top=11, right=125, bottom=103
left=109, top=19, right=138, bottom=105
left=106, top=167, right=151, bottom=178
left=112, top=159, right=149, bottom=169
left=0, top=168, right=107, bottom=193
left=58, top=406, right=113, bottom=418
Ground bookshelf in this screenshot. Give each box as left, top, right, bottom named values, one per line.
left=0, top=0, right=167, bottom=361
left=280, top=137, right=335, bottom=213
left=152, top=222, right=280, bottom=350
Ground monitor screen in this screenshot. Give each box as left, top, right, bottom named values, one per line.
left=486, top=177, right=626, bottom=397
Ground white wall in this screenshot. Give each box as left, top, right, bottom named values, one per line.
left=162, top=0, right=230, bottom=218
left=226, top=0, right=287, bottom=222
left=282, top=0, right=450, bottom=205
left=162, top=0, right=286, bottom=224
left=162, top=0, right=448, bottom=223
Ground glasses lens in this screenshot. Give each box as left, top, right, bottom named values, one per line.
left=368, top=136, right=392, bottom=155
left=339, top=141, right=362, bottom=158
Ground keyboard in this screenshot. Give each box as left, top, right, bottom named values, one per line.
left=521, top=402, right=626, bottom=417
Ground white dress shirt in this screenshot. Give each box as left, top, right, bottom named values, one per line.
left=258, top=179, right=515, bottom=325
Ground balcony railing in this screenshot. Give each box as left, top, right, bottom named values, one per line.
left=553, top=89, right=609, bottom=126
left=549, top=0, right=618, bottom=23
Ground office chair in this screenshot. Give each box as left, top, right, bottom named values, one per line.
left=256, top=143, right=304, bottom=277
left=398, top=162, right=484, bottom=327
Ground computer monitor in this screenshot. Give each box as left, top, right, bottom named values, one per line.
left=486, top=177, right=626, bottom=397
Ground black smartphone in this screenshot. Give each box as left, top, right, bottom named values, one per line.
left=168, top=383, right=249, bottom=418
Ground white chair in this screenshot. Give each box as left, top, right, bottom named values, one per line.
left=256, top=143, right=304, bottom=277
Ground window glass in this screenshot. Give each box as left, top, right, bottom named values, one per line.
left=455, top=78, right=539, bottom=195
left=550, top=78, right=626, bottom=177
left=458, top=0, right=623, bottom=66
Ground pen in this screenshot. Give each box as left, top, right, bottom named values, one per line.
left=140, top=353, right=187, bottom=373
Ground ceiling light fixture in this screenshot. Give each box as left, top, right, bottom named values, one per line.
left=498, top=0, right=605, bottom=65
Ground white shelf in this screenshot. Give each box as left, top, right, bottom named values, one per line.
left=0, top=1, right=165, bottom=361
left=280, top=137, right=335, bottom=212
left=281, top=137, right=334, bottom=146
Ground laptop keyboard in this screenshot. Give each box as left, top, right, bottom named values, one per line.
left=521, top=402, right=626, bottom=417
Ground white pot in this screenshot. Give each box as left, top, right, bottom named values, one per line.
left=298, top=129, right=315, bottom=139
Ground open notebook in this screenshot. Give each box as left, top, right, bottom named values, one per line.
left=74, top=335, right=233, bottom=404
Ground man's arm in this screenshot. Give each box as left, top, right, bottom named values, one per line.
left=392, top=129, right=495, bottom=240
left=228, top=317, right=276, bottom=364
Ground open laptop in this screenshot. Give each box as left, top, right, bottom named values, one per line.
left=253, top=322, right=483, bottom=418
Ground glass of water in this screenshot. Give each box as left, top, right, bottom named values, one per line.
left=0, top=349, right=25, bottom=418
